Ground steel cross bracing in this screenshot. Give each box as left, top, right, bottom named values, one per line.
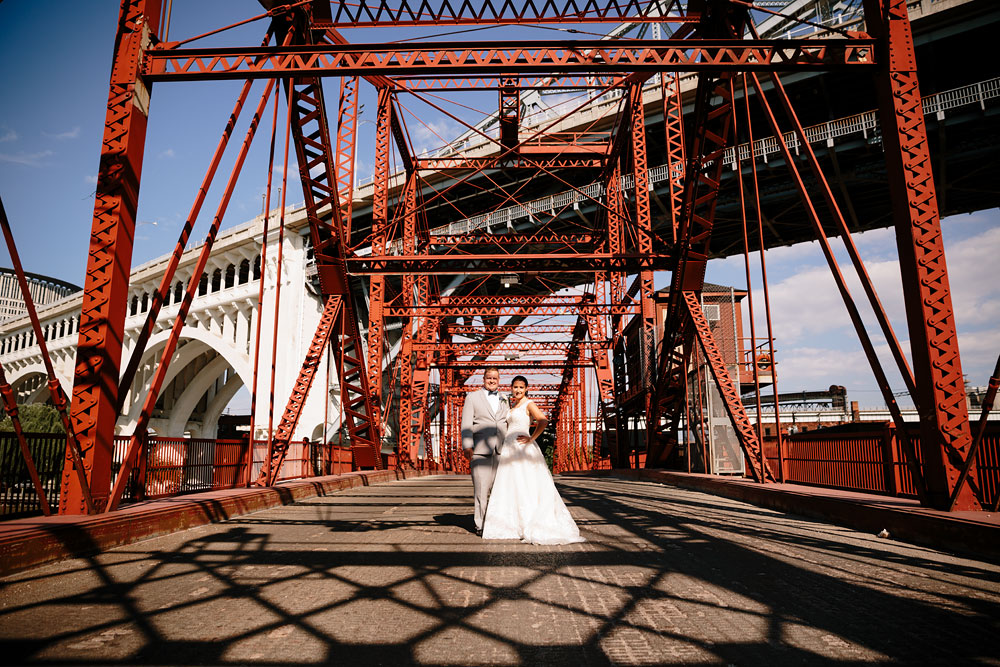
left=257, top=295, right=344, bottom=485
left=283, top=17, right=384, bottom=470
left=55, top=0, right=988, bottom=511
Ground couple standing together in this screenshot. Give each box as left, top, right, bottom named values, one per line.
left=461, top=367, right=585, bottom=545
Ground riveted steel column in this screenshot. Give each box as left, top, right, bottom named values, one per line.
left=864, top=0, right=979, bottom=510
left=64, top=0, right=162, bottom=513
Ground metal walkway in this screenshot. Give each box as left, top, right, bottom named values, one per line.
left=1, top=474, right=998, bottom=665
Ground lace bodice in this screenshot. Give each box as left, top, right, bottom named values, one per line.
left=505, top=400, right=532, bottom=439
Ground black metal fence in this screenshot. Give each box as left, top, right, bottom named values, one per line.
left=0, top=432, right=66, bottom=518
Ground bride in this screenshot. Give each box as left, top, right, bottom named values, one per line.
left=482, top=375, right=585, bottom=544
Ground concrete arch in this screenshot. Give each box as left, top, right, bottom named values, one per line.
left=122, top=327, right=251, bottom=428
left=165, top=355, right=234, bottom=436
left=8, top=368, right=49, bottom=404
left=199, top=372, right=244, bottom=440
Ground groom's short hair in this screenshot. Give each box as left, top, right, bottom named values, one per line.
left=483, top=366, right=500, bottom=377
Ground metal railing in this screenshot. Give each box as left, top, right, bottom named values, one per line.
left=0, top=432, right=66, bottom=518
left=0, top=434, right=444, bottom=518
left=762, top=424, right=1000, bottom=505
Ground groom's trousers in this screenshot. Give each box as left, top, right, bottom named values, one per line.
left=470, top=453, right=499, bottom=531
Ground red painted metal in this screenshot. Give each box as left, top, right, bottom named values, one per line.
left=0, top=362, right=51, bottom=515
left=116, top=30, right=278, bottom=407
left=739, top=73, right=784, bottom=482
left=684, top=291, right=774, bottom=483
left=661, top=72, right=685, bottom=244
left=283, top=20, right=383, bottom=470
left=1, top=196, right=94, bottom=514
left=143, top=39, right=877, bottom=81
left=64, top=0, right=163, bottom=514
left=317, top=1, right=693, bottom=27
left=246, top=70, right=283, bottom=487
left=756, top=62, right=916, bottom=399
left=748, top=70, right=926, bottom=500
left=57, top=0, right=988, bottom=513
left=257, top=296, right=344, bottom=485
left=952, top=353, right=1000, bottom=511
left=105, top=78, right=280, bottom=511
left=264, top=77, right=294, bottom=478
left=864, top=0, right=979, bottom=510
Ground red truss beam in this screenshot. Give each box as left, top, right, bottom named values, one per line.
left=499, top=76, right=519, bottom=154
left=647, top=1, right=745, bottom=468
left=385, top=294, right=638, bottom=318
left=393, top=75, right=627, bottom=90
left=447, top=324, right=578, bottom=336
left=346, top=253, right=671, bottom=274
left=426, top=233, right=596, bottom=246
left=864, top=0, right=979, bottom=510
left=256, top=296, right=344, bottom=485
left=412, top=341, right=612, bottom=354
left=548, top=319, right=589, bottom=460
left=684, top=291, right=774, bottom=483
left=458, top=384, right=566, bottom=393
left=437, top=359, right=595, bottom=370
left=415, top=155, right=604, bottom=169
left=317, top=0, right=693, bottom=27
left=64, top=0, right=163, bottom=514
left=285, top=23, right=382, bottom=470
left=365, top=86, right=394, bottom=411
left=143, top=39, right=877, bottom=81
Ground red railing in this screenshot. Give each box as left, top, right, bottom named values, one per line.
left=109, top=437, right=364, bottom=502
left=0, top=434, right=450, bottom=516
left=762, top=423, right=1000, bottom=506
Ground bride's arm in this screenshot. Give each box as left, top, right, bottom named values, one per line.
left=525, top=401, right=548, bottom=443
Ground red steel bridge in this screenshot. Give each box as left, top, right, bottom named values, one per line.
left=1, top=0, right=998, bottom=520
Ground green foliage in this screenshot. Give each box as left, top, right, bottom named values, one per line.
left=0, top=403, right=66, bottom=434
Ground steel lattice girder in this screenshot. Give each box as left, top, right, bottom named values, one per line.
left=412, top=341, right=612, bottom=353
left=312, top=0, right=694, bottom=27
left=864, top=0, right=979, bottom=510
left=63, top=0, right=163, bottom=514
left=346, top=253, right=673, bottom=274
left=143, top=39, right=877, bottom=81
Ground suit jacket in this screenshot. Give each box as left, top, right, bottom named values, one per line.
left=461, top=388, right=509, bottom=456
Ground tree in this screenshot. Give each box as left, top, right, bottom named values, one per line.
left=0, top=403, right=66, bottom=434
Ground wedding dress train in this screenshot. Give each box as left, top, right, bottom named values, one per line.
left=482, top=400, right=585, bottom=545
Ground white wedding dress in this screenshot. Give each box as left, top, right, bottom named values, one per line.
left=482, top=400, right=585, bottom=544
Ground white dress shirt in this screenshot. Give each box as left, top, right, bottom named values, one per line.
left=486, top=389, right=500, bottom=413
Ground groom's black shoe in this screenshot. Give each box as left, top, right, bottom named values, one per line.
left=476, top=528, right=483, bottom=537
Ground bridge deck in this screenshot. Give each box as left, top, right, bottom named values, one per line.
left=2, top=475, right=999, bottom=665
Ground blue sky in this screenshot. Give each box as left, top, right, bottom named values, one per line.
left=1, top=1, right=997, bottom=408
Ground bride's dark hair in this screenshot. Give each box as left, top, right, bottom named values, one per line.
left=511, top=375, right=529, bottom=397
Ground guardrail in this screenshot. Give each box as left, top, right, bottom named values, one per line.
left=1, top=435, right=442, bottom=518
left=762, top=423, right=1000, bottom=505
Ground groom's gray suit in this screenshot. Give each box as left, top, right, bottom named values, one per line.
left=461, top=388, right=509, bottom=532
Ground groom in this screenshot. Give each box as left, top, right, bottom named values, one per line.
left=461, top=366, right=508, bottom=536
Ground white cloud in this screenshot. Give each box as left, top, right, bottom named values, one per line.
left=158, top=148, right=175, bottom=159
left=410, top=117, right=464, bottom=157
left=0, top=129, right=17, bottom=143
left=737, top=223, right=1000, bottom=393
left=43, top=126, right=80, bottom=140
left=0, top=150, right=54, bottom=167
left=84, top=174, right=98, bottom=185
left=939, top=225, right=1000, bottom=327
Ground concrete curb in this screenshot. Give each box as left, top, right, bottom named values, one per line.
left=564, top=469, right=1000, bottom=561
left=0, top=469, right=456, bottom=577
